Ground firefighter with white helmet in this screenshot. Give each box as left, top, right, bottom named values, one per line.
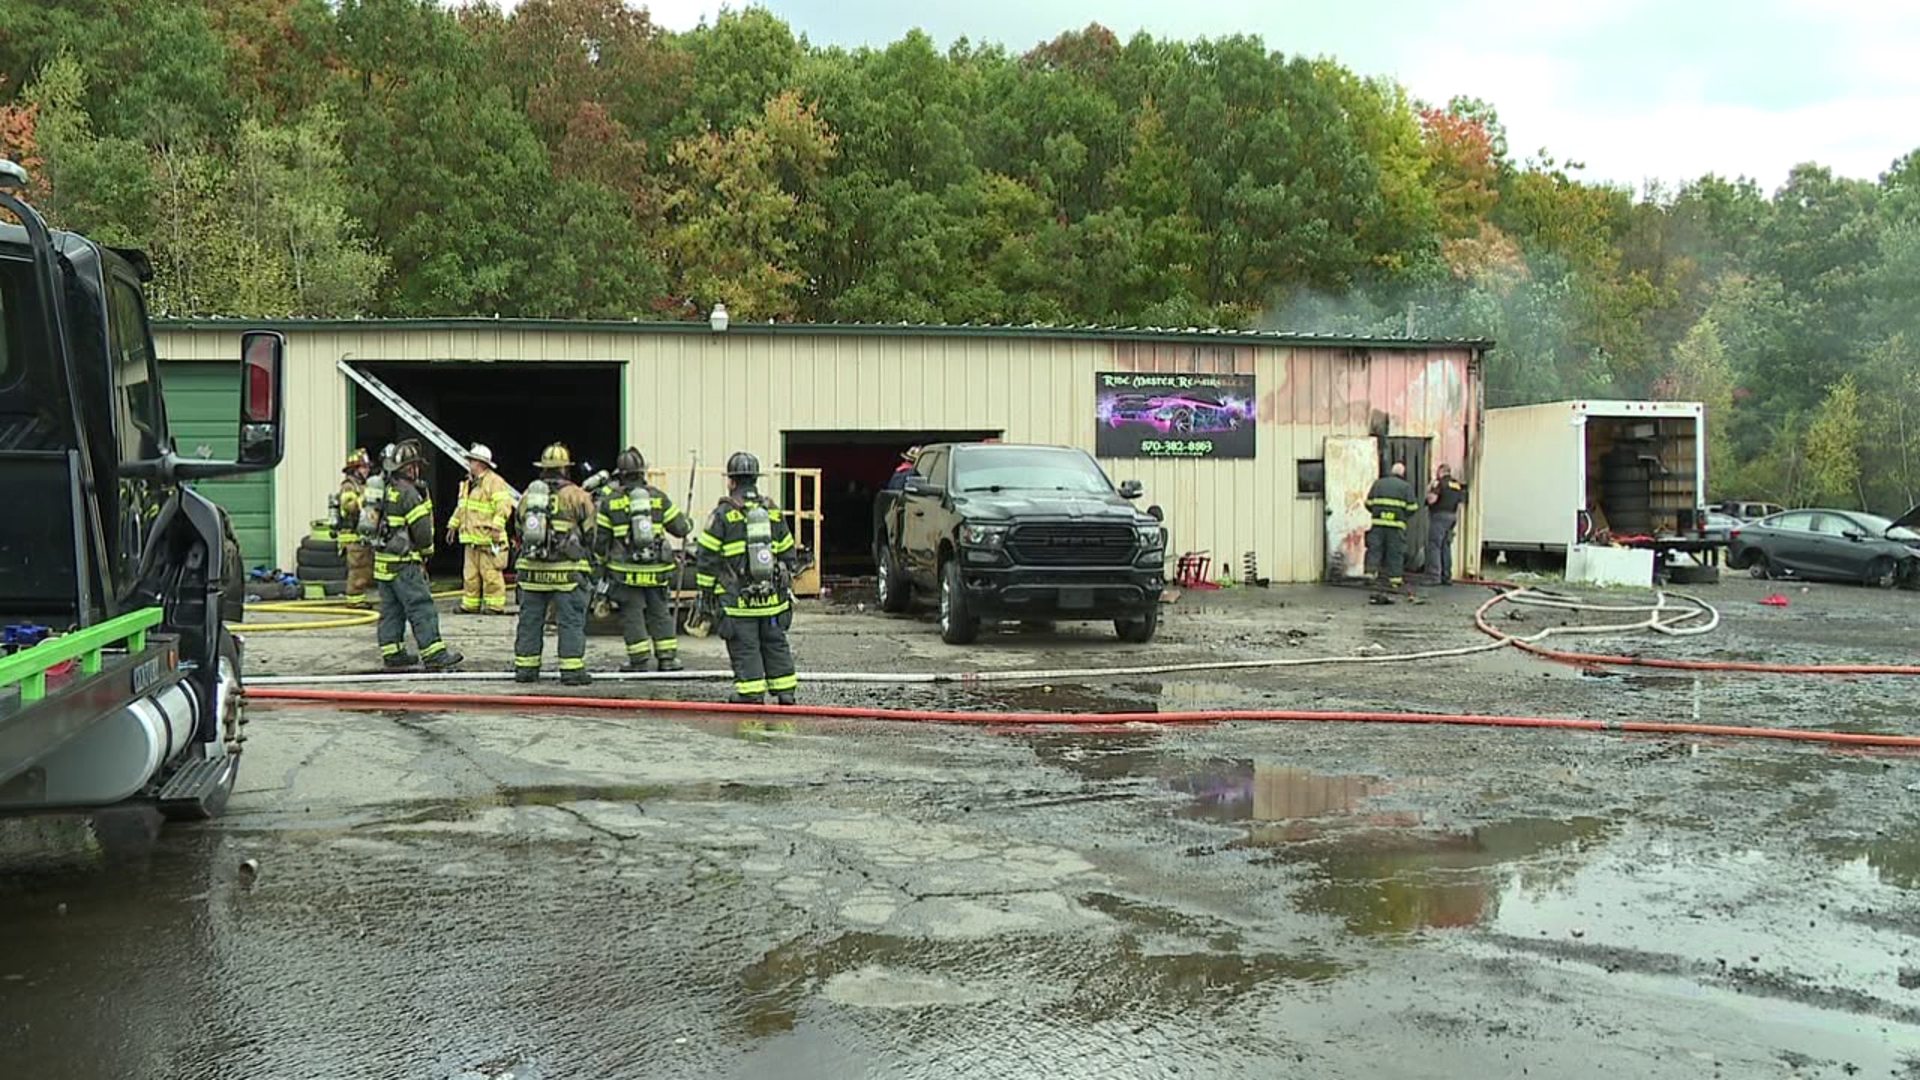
left=448, top=442, right=514, bottom=615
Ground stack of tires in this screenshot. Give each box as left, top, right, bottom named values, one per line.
left=1600, top=447, right=1653, bottom=536
left=296, top=521, right=350, bottom=598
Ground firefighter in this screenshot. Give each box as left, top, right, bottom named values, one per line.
left=447, top=443, right=515, bottom=615
left=694, top=452, right=799, bottom=704
left=513, top=442, right=597, bottom=685
left=369, top=440, right=462, bottom=669
left=1425, top=463, right=1468, bottom=586
left=337, top=448, right=375, bottom=605
left=1364, top=461, right=1420, bottom=605
left=882, top=445, right=922, bottom=492
left=596, top=447, right=693, bottom=671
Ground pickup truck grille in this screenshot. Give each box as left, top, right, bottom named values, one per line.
left=1007, top=523, right=1136, bottom=565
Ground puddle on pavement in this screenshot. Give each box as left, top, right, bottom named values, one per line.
left=1165, top=760, right=1617, bottom=936
left=1818, top=824, right=1920, bottom=890
left=963, top=683, right=1158, bottom=714
left=732, top=923, right=1341, bottom=1041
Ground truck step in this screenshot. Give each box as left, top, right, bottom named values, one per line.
left=156, top=755, right=237, bottom=820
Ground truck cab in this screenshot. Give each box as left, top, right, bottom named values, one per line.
left=0, top=160, right=285, bottom=818
left=873, top=442, right=1166, bottom=644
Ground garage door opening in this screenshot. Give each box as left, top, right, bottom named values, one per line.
left=782, top=429, right=1001, bottom=577
left=351, top=363, right=623, bottom=575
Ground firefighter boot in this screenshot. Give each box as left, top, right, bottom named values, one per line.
left=423, top=647, right=465, bottom=672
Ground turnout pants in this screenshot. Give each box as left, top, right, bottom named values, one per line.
left=376, top=563, right=448, bottom=662
left=721, top=614, right=797, bottom=701
left=1426, top=511, right=1457, bottom=584
left=515, top=584, right=589, bottom=673
left=344, top=544, right=374, bottom=604
left=462, top=545, right=508, bottom=612
left=1368, top=526, right=1407, bottom=590
left=612, top=582, right=677, bottom=665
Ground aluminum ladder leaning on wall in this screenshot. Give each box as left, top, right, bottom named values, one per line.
left=336, top=360, right=520, bottom=499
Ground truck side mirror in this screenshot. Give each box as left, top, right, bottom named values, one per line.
left=1119, top=480, right=1144, bottom=499
left=237, top=331, right=286, bottom=469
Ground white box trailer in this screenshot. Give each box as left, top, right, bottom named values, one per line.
left=1480, top=400, right=1712, bottom=574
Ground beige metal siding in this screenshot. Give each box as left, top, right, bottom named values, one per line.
left=156, top=326, right=1483, bottom=580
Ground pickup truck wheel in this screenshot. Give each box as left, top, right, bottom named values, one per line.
left=1115, top=605, right=1159, bottom=643
left=938, top=559, right=979, bottom=645
left=877, top=547, right=912, bottom=613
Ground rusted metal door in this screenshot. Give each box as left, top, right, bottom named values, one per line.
left=1324, top=436, right=1378, bottom=581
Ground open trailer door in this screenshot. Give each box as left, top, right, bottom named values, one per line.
left=1325, top=435, right=1378, bottom=581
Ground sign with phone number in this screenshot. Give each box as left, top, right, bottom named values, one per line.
left=1137, top=439, right=1216, bottom=457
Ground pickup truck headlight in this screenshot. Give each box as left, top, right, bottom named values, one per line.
left=1135, top=524, right=1165, bottom=550
left=962, top=523, right=1009, bottom=549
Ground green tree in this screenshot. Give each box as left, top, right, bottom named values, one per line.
left=660, top=91, right=837, bottom=319
left=226, top=106, right=386, bottom=315
left=1804, top=373, right=1865, bottom=508
left=679, top=8, right=802, bottom=135
left=1655, top=316, right=1734, bottom=479
left=24, top=51, right=154, bottom=246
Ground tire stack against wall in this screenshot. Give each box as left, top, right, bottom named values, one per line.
left=296, top=520, right=350, bottom=597
left=1600, top=447, right=1653, bottom=537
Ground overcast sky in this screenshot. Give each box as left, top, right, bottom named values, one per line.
left=487, top=0, right=1919, bottom=192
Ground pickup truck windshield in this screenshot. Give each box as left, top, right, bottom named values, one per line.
left=954, top=447, right=1113, bottom=494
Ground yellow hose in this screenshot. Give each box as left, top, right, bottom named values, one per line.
left=234, top=603, right=379, bottom=631
left=237, top=589, right=465, bottom=631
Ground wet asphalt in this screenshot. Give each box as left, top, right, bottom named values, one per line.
left=1, top=577, right=1917, bottom=1078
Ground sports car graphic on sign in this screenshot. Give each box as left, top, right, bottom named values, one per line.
left=1100, top=394, right=1254, bottom=434
left=1094, top=371, right=1257, bottom=459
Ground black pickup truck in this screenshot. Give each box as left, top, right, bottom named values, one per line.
left=873, top=442, right=1167, bottom=644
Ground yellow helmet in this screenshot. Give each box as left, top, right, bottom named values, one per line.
left=535, top=442, right=573, bottom=470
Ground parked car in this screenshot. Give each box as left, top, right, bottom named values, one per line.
left=873, top=442, right=1167, bottom=644
left=1696, top=511, right=1742, bottom=548
left=1726, top=508, right=1920, bottom=588
left=1718, top=499, right=1786, bottom=521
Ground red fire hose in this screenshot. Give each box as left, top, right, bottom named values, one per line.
left=247, top=687, right=1920, bottom=750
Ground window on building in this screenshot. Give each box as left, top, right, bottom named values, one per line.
left=108, top=277, right=165, bottom=462
left=1296, top=459, right=1325, bottom=497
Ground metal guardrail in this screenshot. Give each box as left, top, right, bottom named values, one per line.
left=0, top=607, right=163, bottom=703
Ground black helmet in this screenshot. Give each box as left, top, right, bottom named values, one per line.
left=387, top=439, right=424, bottom=472
left=615, top=447, right=646, bottom=477
left=725, top=451, right=761, bottom=480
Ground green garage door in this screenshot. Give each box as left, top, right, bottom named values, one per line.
left=160, top=362, right=276, bottom=568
